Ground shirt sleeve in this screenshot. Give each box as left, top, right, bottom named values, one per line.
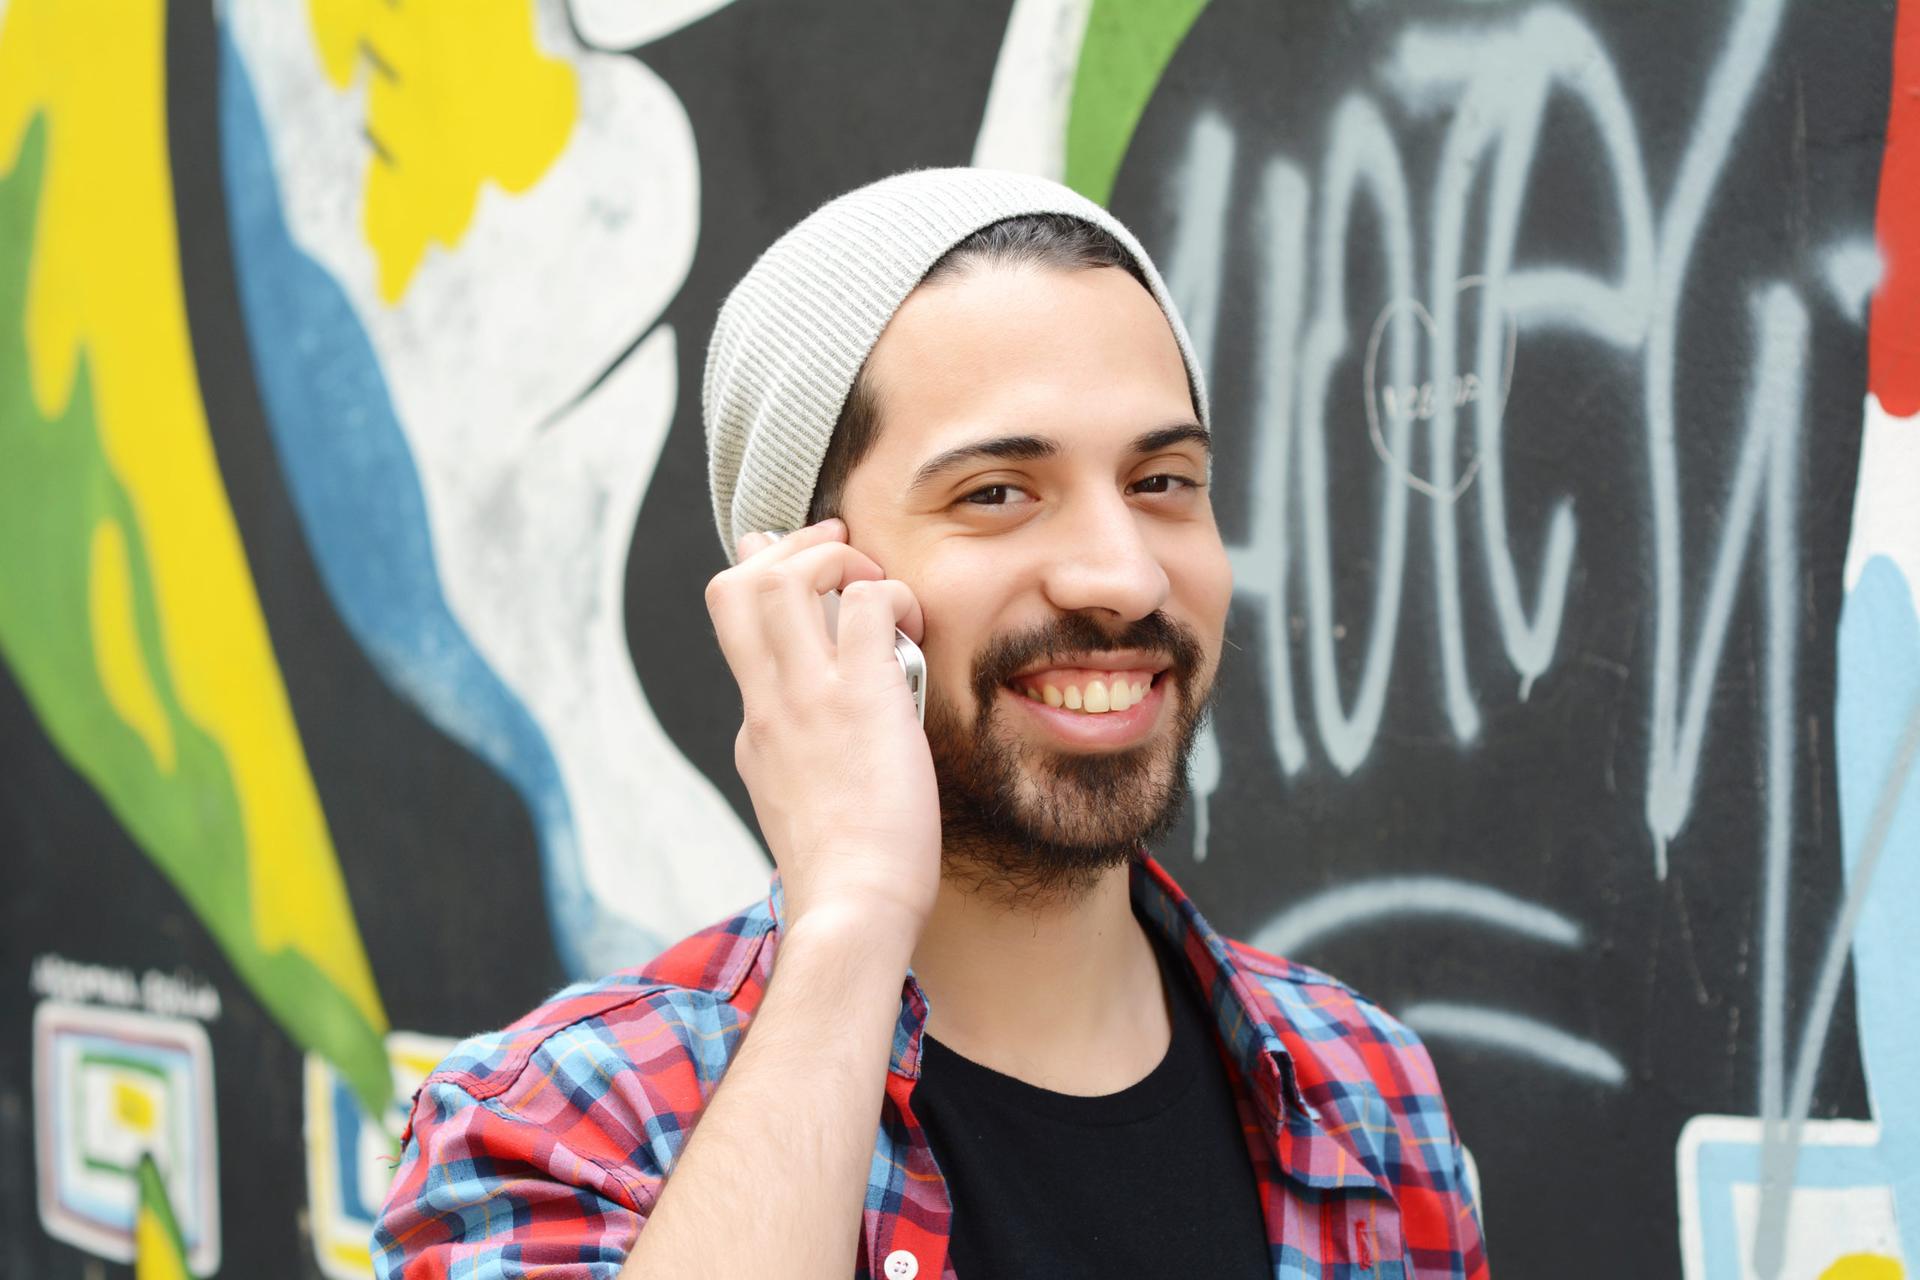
left=372, top=1080, right=651, bottom=1279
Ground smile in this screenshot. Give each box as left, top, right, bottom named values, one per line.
left=1007, top=667, right=1162, bottom=714
left=999, top=670, right=1169, bottom=748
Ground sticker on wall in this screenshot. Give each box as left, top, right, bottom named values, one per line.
left=32, top=1001, right=219, bottom=1275
left=1678, top=1115, right=1905, bottom=1279
left=304, top=1031, right=456, bottom=1280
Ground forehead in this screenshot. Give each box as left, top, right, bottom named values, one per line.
left=856, top=263, right=1198, bottom=471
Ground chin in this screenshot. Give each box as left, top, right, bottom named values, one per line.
left=934, top=742, right=1192, bottom=902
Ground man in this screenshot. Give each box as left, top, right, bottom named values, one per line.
left=375, top=169, right=1488, bottom=1278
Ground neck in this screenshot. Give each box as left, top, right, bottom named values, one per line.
left=909, top=855, right=1171, bottom=1094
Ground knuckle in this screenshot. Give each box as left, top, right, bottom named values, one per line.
left=739, top=705, right=777, bottom=743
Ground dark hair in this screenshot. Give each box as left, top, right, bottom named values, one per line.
left=804, top=214, right=1154, bottom=525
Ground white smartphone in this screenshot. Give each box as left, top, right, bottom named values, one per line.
left=769, top=531, right=926, bottom=725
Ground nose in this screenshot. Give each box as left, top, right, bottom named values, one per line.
left=1038, top=489, right=1170, bottom=621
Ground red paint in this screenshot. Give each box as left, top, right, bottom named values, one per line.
left=1871, top=0, right=1920, bottom=415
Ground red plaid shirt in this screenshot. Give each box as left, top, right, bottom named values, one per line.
left=375, top=855, right=1489, bottom=1277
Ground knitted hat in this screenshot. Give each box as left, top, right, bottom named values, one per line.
left=703, top=168, right=1209, bottom=563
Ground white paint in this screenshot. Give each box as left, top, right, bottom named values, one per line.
left=1294, top=95, right=1417, bottom=775
left=1163, top=111, right=1235, bottom=398
left=227, top=0, right=769, bottom=961
left=1843, top=394, right=1920, bottom=594
left=1188, top=716, right=1220, bottom=862
left=568, top=0, right=738, bottom=51
left=1823, top=238, right=1884, bottom=324
left=1399, top=1002, right=1627, bottom=1086
left=971, top=0, right=1094, bottom=179
left=1223, top=158, right=1310, bottom=774
left=1253, top=876, right=1583, bottom=957
left=29, top=954, right=222, bottom=1023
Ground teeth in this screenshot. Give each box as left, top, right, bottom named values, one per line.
left=1016, top=675, right=1156, bottom=714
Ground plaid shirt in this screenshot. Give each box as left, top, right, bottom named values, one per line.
left=374, top=855, right=1489, bottom=1278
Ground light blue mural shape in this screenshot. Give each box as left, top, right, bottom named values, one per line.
left=1835, top=553, right=1920, bottom=1262
left=216, top=28, right=659, bottom=977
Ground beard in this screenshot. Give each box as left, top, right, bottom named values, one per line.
left=923, top=609, right=1216, bottom=906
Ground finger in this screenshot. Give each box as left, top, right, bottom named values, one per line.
left=834, top=578, right=925, bottom=679
left=708, top=519, right=847, bottom=679
left=766, top=540, right=889, bottom=600
left=751, top=543, right=892, bottom=679
left=735, top=517, right=844, bottom=567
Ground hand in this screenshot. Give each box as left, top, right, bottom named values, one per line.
left=705, top=520, right=941, bottom=942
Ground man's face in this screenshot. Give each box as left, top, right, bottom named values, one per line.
left=839, top=263, right=1232, bottom=898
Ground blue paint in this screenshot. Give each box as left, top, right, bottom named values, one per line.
left=1835, top=553, right=1920, bottom=1260
left=332, top=1078, right=373, bottom=1220
left=215, top=30, right=658, bottom=977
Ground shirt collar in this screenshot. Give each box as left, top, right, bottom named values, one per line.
left=765, top=855, right=1387, bottom=1195
left=768, top=854, right=1306, bottom=1113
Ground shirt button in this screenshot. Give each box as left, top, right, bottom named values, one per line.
left=883, top=1249, right=919, bottom=1280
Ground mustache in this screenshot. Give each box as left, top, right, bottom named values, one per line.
left=968, top=611, right=1206, bottom=706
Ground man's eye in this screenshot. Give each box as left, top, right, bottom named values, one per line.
left=961, top=484, right=1024, bottom=505
left=1132, top=473, right=1201, bottom=495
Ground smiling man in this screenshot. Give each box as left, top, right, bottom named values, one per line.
left=375, top=170, right=1488, bottom=1279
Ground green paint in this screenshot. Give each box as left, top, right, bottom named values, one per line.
left=79, top=1050, right=171, bottom=1079
left=0, top=117, right=390, bottom=1117
left=135, top=1154, right=192, bottom=1278
left=1065, top=0, right=1214, bottom=205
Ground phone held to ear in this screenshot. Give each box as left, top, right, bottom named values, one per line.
left=769, top=531, right=927, bottom=725
left=818, top=589, right=927, bottom=725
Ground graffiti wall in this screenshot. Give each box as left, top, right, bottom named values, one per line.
left=0, top=0, right=1912, bottom=1275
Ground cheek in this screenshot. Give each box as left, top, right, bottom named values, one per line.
left=1179, top=537, right=1233, bottom=629
left=915, top=590, right=990, bottom=703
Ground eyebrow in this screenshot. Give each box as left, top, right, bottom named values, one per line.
left=905, top=423, right=1211, bottom=495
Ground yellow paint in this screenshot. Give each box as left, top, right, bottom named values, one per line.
left=330, top=1238, right=373, bottom=1272
left=306, top=0, right=578, bottom=302
left=90, top=518, right=176, bottom=773
left=1820, top=1255, right=1904, bottom=1280
left=134, top=1202, right=190, bottom=1280
left=0, top=0, right=384, bottom=1032
left=113, top=1077, right=159, bottom=1133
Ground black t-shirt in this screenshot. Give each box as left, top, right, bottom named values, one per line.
left=910, top=925, right=1273, bottom=1278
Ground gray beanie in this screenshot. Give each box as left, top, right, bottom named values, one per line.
left=703, top=167, right=1209, bottom=563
